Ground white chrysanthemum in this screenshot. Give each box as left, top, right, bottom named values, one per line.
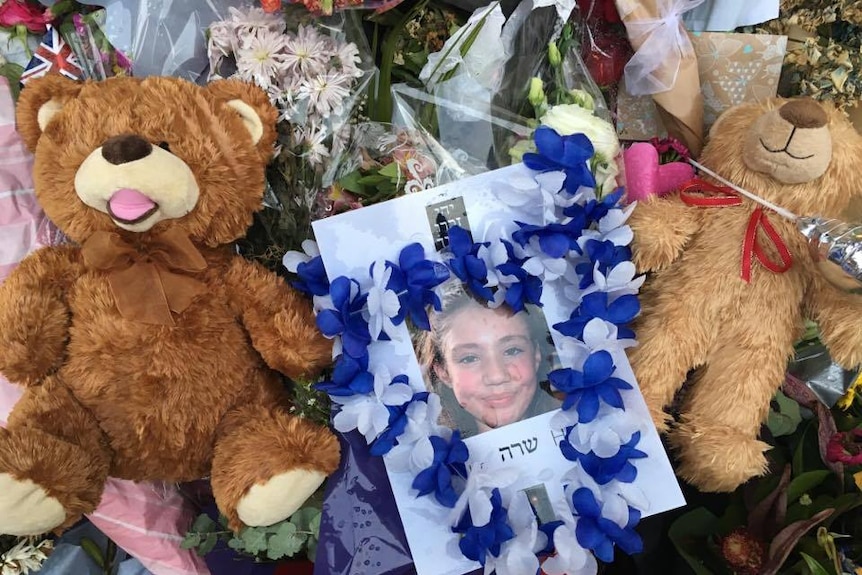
left=282, top=24, right=328, bottom=75
left=235, top=28, right=288, bottom=90
left=228, top=6, right=285, bottom=33
left=299, top=72, right=353, bottom=118
left=1, top=538, right=53, bottom=575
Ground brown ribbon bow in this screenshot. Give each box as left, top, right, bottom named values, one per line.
left=81, top=228, right=208, bottom=326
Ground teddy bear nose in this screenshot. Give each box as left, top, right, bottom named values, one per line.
left=778, top=99, right=828, bottom=129
left=101, top=134, right=153, bottom=165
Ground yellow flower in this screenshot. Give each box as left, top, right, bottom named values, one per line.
left=837, top=372, right=862, bottom=410
left=854, top=470, right=862, bottom=492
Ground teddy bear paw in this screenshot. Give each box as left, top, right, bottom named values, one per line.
left=237, top=469, right=326, bottom=527
left=670, top=423, right=770, bottom=493
left=0, top=473, right=66, bottom=535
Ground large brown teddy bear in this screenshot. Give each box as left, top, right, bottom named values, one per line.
left=628, top=98, right=862, bottom=492
left=0, top=75, right=339, bottom=536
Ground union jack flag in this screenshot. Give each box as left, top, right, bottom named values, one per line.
left=20, top=25, right=83, bottom=85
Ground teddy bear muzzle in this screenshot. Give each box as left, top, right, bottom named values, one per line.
left=742, top=99, right=833, bottom=185
left=74, top=133, right=200, bottom=233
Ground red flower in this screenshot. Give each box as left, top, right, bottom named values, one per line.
left=0, top=0, right=50, bottom=34
left=720, top=528, right=766, bottom=575
left=576, top=0, right=621, bottom=23
left=826, top=428, right=862, bottom=465
left=260, top=0, right=282, bottom=13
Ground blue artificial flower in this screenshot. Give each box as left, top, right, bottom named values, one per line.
left=289, top=255, right=330, bottom=297
left=412, top=431, right=469, bottom=508
left=386, top=243, right=450, bottom=331
left=316, top=277, right=371, bottom=359
left=554, top=292, right=640, bottom=341
left=571, top=488, right=643, bottom=562
left=523, top=127, right=596, bottom=194
left=370, top=390, right=430, bottom=456
left=446, top=226, right=494, bottom=302
left=575, top=241, right=633, bottom=289
left=495, top=240, right=543, bottom=312
left=548, top=351, right=633, bottom=423
left=537, top=520, right=565, bottom=556
left=560, top=431, right=648, bottom=484
left=566, top=188, right=625, bottom=225
left=314, top=354, right=374, bottom=397
left=511, top=219, right=585, bottom=259
left=453, top=488, right=515, bottom=566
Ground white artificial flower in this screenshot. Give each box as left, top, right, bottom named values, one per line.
left=365, top=260, right=401, bottom=341
left=332, top=367, right=413, bottom=443
left=579, top=262, right=645, bottom=300
left=521, top=236, right=570, bottom=282
left=385, top=396, right=447, bottom=473
left=598, top=203, right=636, bottom=234
left=476, top=239, right=516, bottom=308
left=562, top=465, right=649, bottom=529
left=492, top=492, right=545, bottom=575
left=449, top=465, right=521, bottom=527
left=282, top=239, right=320, bottom=273
left=541, top=522, right=598, bottom=575
left=568, top=410, right=641, bottom=458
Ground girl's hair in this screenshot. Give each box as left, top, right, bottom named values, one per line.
left=413, top=281, right=556, bottom=434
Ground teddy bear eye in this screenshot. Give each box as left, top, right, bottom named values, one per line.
left=157, top=141, right=171, bottom=152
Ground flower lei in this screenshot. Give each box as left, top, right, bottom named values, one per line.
left=285, top=126, right=649, bottom=574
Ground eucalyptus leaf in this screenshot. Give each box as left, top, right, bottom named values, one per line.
left=191, top=513, right=217, bottom=533
left=768, top=390, right=803, bottom=437
left=241, top=528, right=269, bottom=555
left=267, top=521, right=305, bottom=560
left=227, top=537, right=245, bottom=551
left=290, top=507, right=318, bottom=531
left=180, top=533, right=201, bottom=550
left=310, top=510, right=322, bottom=537
left=198, top=533, right=219, bottom=556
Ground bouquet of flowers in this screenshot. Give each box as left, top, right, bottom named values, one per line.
left=206, top=3, right=375, bottom=266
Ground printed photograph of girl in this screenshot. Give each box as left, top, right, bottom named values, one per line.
left=415, top=281, right=562, bottom=438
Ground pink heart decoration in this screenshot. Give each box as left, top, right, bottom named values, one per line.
left=623, top=142, right=695, bottom=203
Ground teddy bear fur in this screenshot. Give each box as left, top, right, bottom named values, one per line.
left=628, top=98, right=862, bottom=492
left=0, top=75, right=339, bottom=536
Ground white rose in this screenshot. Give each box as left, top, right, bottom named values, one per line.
left=540, top=104, right=620, bottom=163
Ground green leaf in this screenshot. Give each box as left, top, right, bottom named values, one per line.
left=180, top=533, right=201, bottom=550
left=198, top=533, right=219, bottom=556
left=306, top=536, right=318, bottom=563
left=289, top=507, right=318, bottom=531
left=0, top=63, right=23, bottom=100
left=768, top=390, right=804, bottom=437
left=378, top=161, right=401, bottom=180
left=338, top=170, right=366, bottom=195
left=240, top=527, right=269, bottom=555
left=191, top=513, right=217, bottom=533
left=668, top=508, right=721, bottom=575
left=267, top=521, right=305, bottom=560
left=80, top=537, right=106, bottom=569
left=799, top=552, right=832, bottom=575
left=787, top=470, right=832, bottom=504
left=357, top=174, right=390, bottom=186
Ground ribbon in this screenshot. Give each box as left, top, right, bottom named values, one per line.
left=81, top=228, right=208, bottom=326
left=619, top=0, right=705, bottom=96
left=679, top=178, right=793, bottom=283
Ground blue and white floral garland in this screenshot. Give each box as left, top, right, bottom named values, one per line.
left=285, top=127, right=648, bottom=575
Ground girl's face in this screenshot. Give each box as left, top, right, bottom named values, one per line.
left=434, top=304, right=541, bottom=432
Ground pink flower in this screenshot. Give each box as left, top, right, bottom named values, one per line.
left=826, top=428, right=862, bottom=466
left=0, top=0, right=50, bottom=34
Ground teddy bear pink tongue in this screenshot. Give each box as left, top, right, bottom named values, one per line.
left=108, top=188, right=157, bottom=221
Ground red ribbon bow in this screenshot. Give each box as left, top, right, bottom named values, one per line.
left=679, top=178, right=793, bottom=283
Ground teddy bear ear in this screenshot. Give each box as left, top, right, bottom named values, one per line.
left=15, top=75, right=83, bottom=151
left=206, top=79, right=278, bottom=162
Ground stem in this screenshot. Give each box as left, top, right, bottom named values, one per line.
left=376, top=0, right=430, bottom=123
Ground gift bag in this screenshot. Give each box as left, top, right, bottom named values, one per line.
left=616, top=31, right=788, bottom=141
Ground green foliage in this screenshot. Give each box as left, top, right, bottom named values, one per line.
left=769, top=390, right=804, bottom=437
left=181, top=504, right=323, bottom=564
